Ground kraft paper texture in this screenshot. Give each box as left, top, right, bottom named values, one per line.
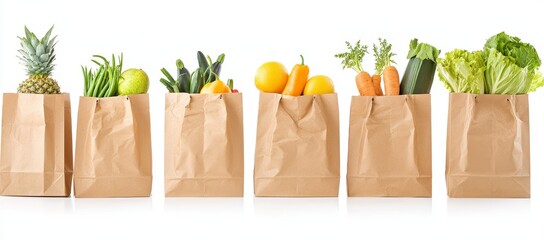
left=164, top=93, right=244, bottom=197
left=254, top=93, right=340, bottom=197
left=347, top=94, right=432, bottom=197
left=1, top=93, right=72, bottom=196
left=446, top=93, right=530, bottom=198
left=74, top=94, right=152, bottom=198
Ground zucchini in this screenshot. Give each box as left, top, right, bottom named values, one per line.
left=197, top=51, right=209, bottom=73
left=159, top=52, right=232, bottom=94
left=212, top=54, right=225, bottom=78
left=177, top=72, right=190, bottom=93
left=176, top=59, right=190, bottom=93
left=190, top=68, right=203, bottom=93
left=399, top=38, right=440, bottom=94
left=400, top=58, right=437, bottom=94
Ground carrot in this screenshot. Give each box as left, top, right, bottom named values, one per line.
left=335, top=40, right=378, bottom=96
left=371, top=74, right=383, bottom=96
left=356, top=71, right=376, bottom=96
left=383, top=65, right=399, bottom=96
left=373, top=38, right=399, bottom=96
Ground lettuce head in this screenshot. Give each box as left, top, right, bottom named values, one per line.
left=437, top=49, right=485, bottom=94
left=483, top=32, right=542, bottom=94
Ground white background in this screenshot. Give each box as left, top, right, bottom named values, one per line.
left=1, top=0, right=543, bottom=239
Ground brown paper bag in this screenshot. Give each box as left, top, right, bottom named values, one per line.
left=347, top=94, right=432, bottom=197
left=446, top=93, right=530, bottom=198
left=1, top=93, right=72, bottom=196
left=254, top=93, right=340, bottom=197
left=74, top=94, right=152, bottom=197
left=164, top=93, right=244, bottom=197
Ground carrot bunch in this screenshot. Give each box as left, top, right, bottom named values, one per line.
left=336, top=38, right=399, bottom=96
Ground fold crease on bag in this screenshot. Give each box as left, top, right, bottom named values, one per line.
left=74, top=94, right=152, bottom=198
left=164, top=93, right=244, bottom=197
left=347, top=94, right=432, bottom=197
left=1, top=93, right=72, bottom=196
left=254, top=93, right=340, bottom=197
left=446, top=93, right=530, bottom=198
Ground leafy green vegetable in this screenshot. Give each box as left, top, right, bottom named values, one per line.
left=406, top=38, right=440, bottom=62
left=482, top=32, right=542, bottom=94
left=399, top=38, right=440, bottom=94
left=485, top=48, right=534, bottom=94
left=438, top=32, right=543, bottom=94
left=529, top=72, right=544, bottom=92
left=437, top=49, right=485, bottom=94
left=483, top=32, right=541, bottom=71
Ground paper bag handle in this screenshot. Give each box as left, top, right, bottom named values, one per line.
left=365, top=97, right=375, bottom=119
left=505, top=96, right=521, bottom=120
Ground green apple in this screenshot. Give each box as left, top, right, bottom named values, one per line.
left=118, top=68, right=149, bottom=95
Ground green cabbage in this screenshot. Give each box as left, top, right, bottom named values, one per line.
left=437, top=49, right=485, bottom=94
left=484, top=32, right=541, bottom=72
left=530, top=72, right=544, bottom=92
left=485, top=48, right=533, bottom=94
left=483, top=32, right=542, bottom=94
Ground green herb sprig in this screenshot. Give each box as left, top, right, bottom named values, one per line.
left=373, top=38, right=396, bottom=75
left=335, top=40, right=368, bottom=73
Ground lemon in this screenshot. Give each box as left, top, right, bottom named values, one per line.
left=255, top=62, right=288, bottom=93
left=303, top=75, right=335, bottom=95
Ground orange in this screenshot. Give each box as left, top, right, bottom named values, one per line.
left=303, top=75, right=335, bottom=95
left=200, top=80, right=231, bottom=94
left=254, top=62, right=288, bottom=93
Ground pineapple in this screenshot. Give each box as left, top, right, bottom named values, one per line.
left=17, top=26, right=61, bottom=94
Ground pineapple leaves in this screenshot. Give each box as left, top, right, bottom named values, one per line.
left=41, top=25, right=54, bottom=45
left=17, top=49, right=30, bottom=59
left=47, top=35, right=58, bottom=51
left=20, top=39, right=35, bottom=55
left=30, top=36, right=39, bottom=49
left=39, top=54, right=49, bottom=62
left=17, top=25, right=57, bottom=77
left=35, top=44, right=45, bottom=56
left=24, top=26, right=33, bottom=42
